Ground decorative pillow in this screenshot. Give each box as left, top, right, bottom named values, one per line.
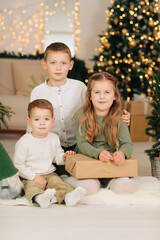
left=0, top=59, right=15, bottom=95
left=12, top=60, right=48, bottom=96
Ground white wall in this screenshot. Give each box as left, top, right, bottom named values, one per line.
left=78, top=0, right=110, bottom=67
left=0, top=0, right=110, bottom=68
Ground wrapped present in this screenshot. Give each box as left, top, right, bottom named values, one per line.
left=65, top=154, right=138, bottom=179
left=129, top=115, right=151, bottom=142
left=124, top=101, right=152, bottom=115
left=123, top=95, right=152, bottom=141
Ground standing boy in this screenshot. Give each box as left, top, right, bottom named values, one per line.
left=30, top=42, right=86, bottom=152
left=13, top=99, right=86, bottom=208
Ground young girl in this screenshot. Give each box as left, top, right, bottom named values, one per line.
left=63, top=72, right=136, bottom=194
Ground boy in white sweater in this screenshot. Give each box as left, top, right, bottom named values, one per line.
left=13, top=99, right=86, bottom=208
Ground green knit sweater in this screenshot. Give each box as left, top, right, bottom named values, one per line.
left=75, top=109, right=133, bottom=159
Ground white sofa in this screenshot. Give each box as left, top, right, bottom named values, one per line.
left=0, top=58, right=48, bottom=133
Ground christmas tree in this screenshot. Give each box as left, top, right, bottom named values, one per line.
left=145, top=69, right=160, bottom=160
left=91, top=0, right=160, bottom=100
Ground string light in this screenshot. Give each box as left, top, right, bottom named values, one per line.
left=0, top=0, right=80, bottom=55
left=74, top=1, right=80, bottom=55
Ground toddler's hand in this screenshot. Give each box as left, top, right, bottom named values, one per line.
left=63, top=151, right=76, bottom=162
left=34, top=175, right=47, bottom=189
left=121, top=109, right=130, bottom=126
left=113, top=151, right=125, bottom=165
left=99, top=150, right=113, bottom=163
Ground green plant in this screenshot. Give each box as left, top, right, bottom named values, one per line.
left=0, top=102, right=14, bottom=129
left=145, top=70, right=160, bottom=160
left=28, top=75, right=45, bottom=90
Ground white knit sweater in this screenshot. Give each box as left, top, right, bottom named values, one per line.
left=13, top=132, right=64, bottom=180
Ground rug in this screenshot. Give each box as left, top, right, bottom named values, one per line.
left=0, top=176, right=160, bottom=207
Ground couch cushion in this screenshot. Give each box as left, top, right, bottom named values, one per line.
left=0, top=95, right=30, bottom=130
left=12, top=60, right=48, bottom=96
left=0, top=59, right=15, bottom=95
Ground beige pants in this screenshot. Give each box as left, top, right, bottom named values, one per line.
left=22, top=172, right=73, bottom=204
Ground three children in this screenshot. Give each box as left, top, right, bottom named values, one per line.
left=29, top=42, right=130, bottom=175
left=13, top=42, right=133, bottom=207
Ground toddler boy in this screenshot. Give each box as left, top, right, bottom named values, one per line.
left=13, top=99, right=86, bottom=208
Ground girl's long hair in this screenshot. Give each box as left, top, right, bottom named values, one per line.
left=78, top=72, right=122, bottom=148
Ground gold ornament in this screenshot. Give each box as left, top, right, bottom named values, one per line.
left=147, top=69, right=153, bottom=77
left=116, top=68, right=120, bottom=73
left=100, top=37, right=105, bottom=44
left=140, top=93, right=146, bottom=98
left=122, top=28, right=128, bottom=35
left=104, top=42, right=111, bottom=49
left=137, top=15, right=143, bottom=21
left=108, top=60, right=113, bottom=66
left=129, top=39, right=137, bottom=48
left=126, top=76, right=131, bottom=82
left=148, top=19, right=155, bottom=27
left=153, top=8, right=158, bottom=14
left=142, top=34, right=148, bottom=39
left=116, top=52, right=121, bottom=57
left=85, top=79, right=88, bottom=84
left=154, top=25, right=160, bottom=39
left=127, top=87, right=131, bottom=92
left=150, top=45, right=154, bottom=50
left=140, top=1, right=145, bottom=5
left=120, top=7, right=124, bottom=11
left=114, top=18, right=118, bottom=25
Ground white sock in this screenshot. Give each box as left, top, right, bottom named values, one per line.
left=35, top=189, right=57, bottom=208
left=65, top=186, right=87, bottom=207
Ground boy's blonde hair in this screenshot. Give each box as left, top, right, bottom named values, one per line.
left=44, top=42, right=72, bottom=61
left=28, top=99, right=54, bottom=118
left=78, top=72, right=122, bottom=148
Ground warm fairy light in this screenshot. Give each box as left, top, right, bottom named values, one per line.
left=0, top=1, right=80, bottom=54
left=74, top=1, right=81, bottom=54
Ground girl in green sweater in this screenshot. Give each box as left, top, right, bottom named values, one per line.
left=63, top=72, right=136, bottom=194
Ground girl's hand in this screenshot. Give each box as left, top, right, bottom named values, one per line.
left=34, top=175, right=47, bottom=189
left=112, top=151, right=125, bottom=165
left=121, top=109, right=130, bottom=126
left=63, top=151, right=76, bottom=162
left=99, top=150, right=113, bottom=163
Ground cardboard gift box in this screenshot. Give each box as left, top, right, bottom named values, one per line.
left=65, top=154, right=138, bottom=179
left=129, top=115, right=151, bottom=142
left=123, top=101, right=152, bottom=142
left=124, top=101, right=152, bottom=115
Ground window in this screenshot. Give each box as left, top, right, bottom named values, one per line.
left=43, top=0, right=76, bottom=57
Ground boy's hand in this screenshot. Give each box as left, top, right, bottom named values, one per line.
left=99, top=150, right=113, bottom=163
left=112, top=151, right=125, bottom=165
left=34, top=175, right=47, bottom=189
left=121, top=109, right=130, bottom=126
left=63, top=151, right=76, bottom=162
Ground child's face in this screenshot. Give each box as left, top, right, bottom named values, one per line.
left=27, top=107, right=55, bottom=138
left=90, top=80, right=115, bottom=116
left=42, top=51, right=73, bottom=86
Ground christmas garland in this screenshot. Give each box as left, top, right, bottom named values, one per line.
left=0, top=51, right=89, bottom=83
